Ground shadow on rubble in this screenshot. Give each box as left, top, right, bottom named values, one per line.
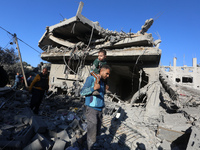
left=170, top=127, right=191, bottom=150
left=100, top=106, right=132, bottom=149
left=159, top=90, right=179, bottom=114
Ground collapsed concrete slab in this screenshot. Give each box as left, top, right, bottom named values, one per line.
left=156, top=126, right=185, bottom=142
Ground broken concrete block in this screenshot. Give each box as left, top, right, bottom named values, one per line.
left=57, top=130, right=70, bottom=142
left=48, top=129, right=57, bottom=138
left=31, top=116, right=47, bottom=133
left=32, top=133, right=53, bottom=149
left=15, top=125, right=34, bottom=147
left=14, top=123, right=27, bottom=133
left=23, top=139, right=43, bottom=150
left=52, top=139, right=66, bottom=150
left=156, top=126, right=184, bottom=142
left=71, top=136, right=77, bottom=146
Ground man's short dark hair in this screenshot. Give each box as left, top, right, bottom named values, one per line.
left=98, top=49, right=106, bottom=56
left=101, top=65, right=111, bottom=71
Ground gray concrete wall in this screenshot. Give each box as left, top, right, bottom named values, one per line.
left=160, top=57, right=200, bottom=90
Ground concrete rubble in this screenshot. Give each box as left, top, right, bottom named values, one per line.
left=1, top=1, right=200, bottom=150
left=1, top=84, right=200, bottom=150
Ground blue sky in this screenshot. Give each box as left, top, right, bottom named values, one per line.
left=0, top=0, right=199, bottom=67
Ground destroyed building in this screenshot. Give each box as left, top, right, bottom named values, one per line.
left=38, top=1, right=162, bottom=102
left=1, top=1, right=200, bottom=150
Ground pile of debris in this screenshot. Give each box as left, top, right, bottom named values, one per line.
left=0, top=84, right=200, bottom=150
left=0, top=89, right=86, bottom=149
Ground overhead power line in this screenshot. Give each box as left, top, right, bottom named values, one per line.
left=0, top=26, right=41, bottom=54
left=3, top=37, right=14, bottom=50
left=17, top=38, right=41, bottom=54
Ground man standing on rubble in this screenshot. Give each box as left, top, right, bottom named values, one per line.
left=12, top=72, right=21, bottom=90
left=80, top=65, right=111, bottom=150
left=29, top=68, right=49, bottom=114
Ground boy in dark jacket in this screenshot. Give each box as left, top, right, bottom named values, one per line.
left=90, top=49, right=108, bottom=95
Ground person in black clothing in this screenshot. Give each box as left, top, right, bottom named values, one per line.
left=29, top=68, right=49, bottom=114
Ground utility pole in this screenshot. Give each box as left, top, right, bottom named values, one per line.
left=14, top=33, right=28, bottom=88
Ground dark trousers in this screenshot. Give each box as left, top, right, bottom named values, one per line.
left=86, top=106, right=102, bottom=150
left=30, top=88, right=45, bottom=114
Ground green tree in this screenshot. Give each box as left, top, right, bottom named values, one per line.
left=0, top=47, right=19, bottom=65
left=0, top=46, right=34, bottom=85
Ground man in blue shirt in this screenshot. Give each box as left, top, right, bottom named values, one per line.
left=12, top=72, right=21, bottom=90
left=80, top=65, right=111, bottom=150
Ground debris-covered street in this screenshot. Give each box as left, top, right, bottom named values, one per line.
left=0, top=81, right=200, bottom=150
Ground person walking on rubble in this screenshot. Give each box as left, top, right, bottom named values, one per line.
left=80, top=65, right=111, bottom=150
left=12, top=72, right=21, bottom=90
left=29, top=68, right=49, bottom=114
left=90, top=49, right=108, bottom=96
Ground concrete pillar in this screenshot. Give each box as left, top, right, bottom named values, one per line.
left=173, top=57, right=177, bottom=83
left=193, top=58, right=197, bottom=88
left=173, top=57, right=177, bottom=67
left=144, top=82, right=160, bottom=121
left=193, top=58, right=197, bottom=68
